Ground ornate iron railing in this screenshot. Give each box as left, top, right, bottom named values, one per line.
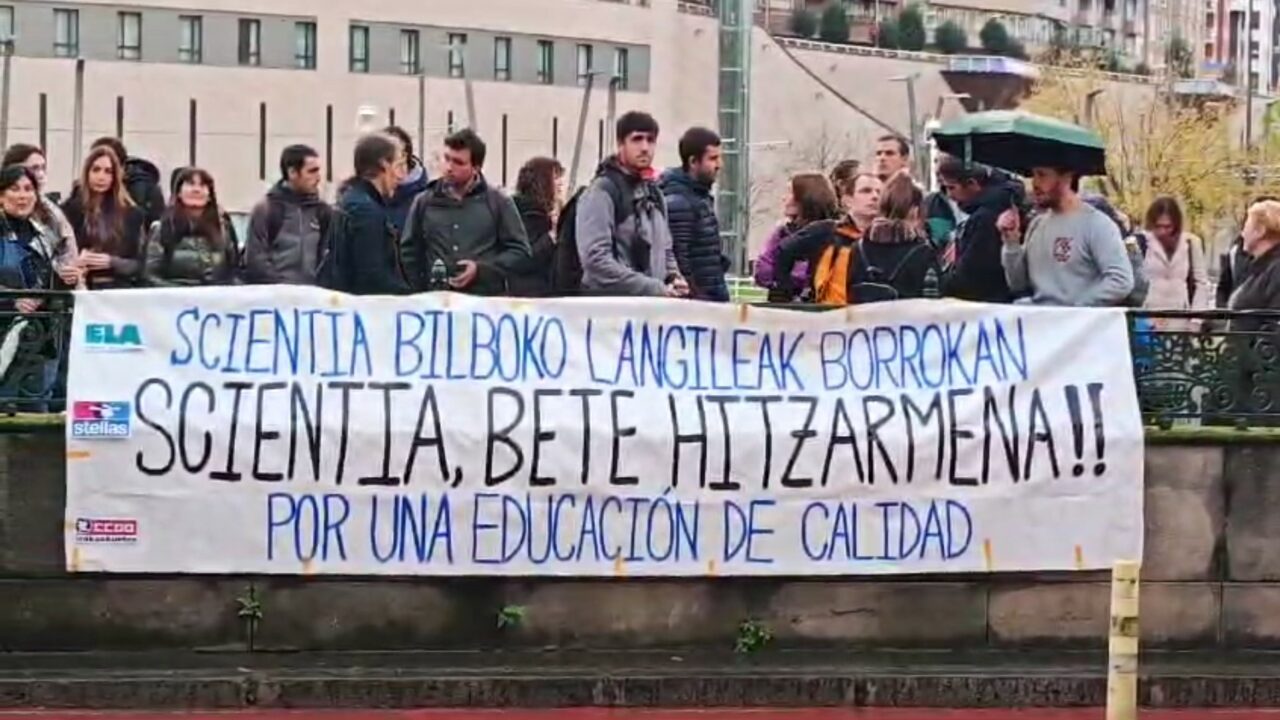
left=0, top=290, right=75, bottom=415
left=1, top=292, right=1277, bottom=428
left=1129, top=309, right=1280, bottom=429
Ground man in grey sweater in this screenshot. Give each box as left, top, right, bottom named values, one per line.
left=576, top=112, right=688, bottom=297
left=997, top=166, right=1134, bottom=306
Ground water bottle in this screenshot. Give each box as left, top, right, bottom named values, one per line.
left=430, top=259, right=448, bottom=291
left=923, top=267, right=940, bottom=299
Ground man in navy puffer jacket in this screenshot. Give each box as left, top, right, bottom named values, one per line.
left=660, top=127, right=729, bottom=302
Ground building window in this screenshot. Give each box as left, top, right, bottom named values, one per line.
left=494, top=36, right=511, bottom=81
left=53, top=8, right=78, bottom=58
left=295, top=21, right=317, bottom=69
left=447, top=33, right=466, bottom=78
left=537, top=40, right=554, bottom=84
left=178, top=15, right=202, bottom=63
left=238, top=19, right=260, bottom=66
left=350, top=25, right=369, bottom=73
left=576, top=44, right=593, bottom=86
left=613, top=47, right=629, bottom=90
left=0, top=6, right=15, bottom=43
left=117, top=12, right=141, bottom=61
left=400, top=29, right=420, bottom=75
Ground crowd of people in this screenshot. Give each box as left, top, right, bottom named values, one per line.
left=0, top=110, right=1275, bottom=321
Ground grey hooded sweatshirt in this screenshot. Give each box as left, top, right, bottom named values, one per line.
left=575, top=158, right=678, bottom=297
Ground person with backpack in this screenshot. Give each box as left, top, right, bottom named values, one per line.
left=661, top=126, right=728, bottom=302
left=400, top=128, right=529, bottom=295
left=334, top=133, right=411, bottom=295
left=767, top=172, right=879, bottom=304
left=1135, top=196, right=1209, bottom=326
left=508, top=156, right=564, bottom=297
left=1081, top=194, right=1151, bottom=308
left=244, top=144, right=329, bottom=285
left=847, top=173, right=940, bottom=303
left=143, top=167, right=239, bottom=287
left=565, top=111, right=686, bottom=297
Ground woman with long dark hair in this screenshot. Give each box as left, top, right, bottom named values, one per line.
left=61, top=146, right=145, bottom=289
left=2, top=144, right=82, bottom=290
left=144, top=167, right=239, bottom=286
left=509, top=156, right=564, bottom=297
left=0, top=165, right=68, bottom=410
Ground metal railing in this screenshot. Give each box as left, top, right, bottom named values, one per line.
left=2, top=292, right=1277, bottom=428
left=1130, top=309, right=1280, bottom=428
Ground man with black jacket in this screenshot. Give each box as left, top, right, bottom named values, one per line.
left=335, top=133, right=411, bottom=295
left=937, top=156, right=1025, bottom=303
left=399, top=129, right=529, bottom=294
left=661, top=127, right=728, bottom=302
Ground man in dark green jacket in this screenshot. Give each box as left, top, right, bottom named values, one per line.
left=399, top=129, right=529, bottom=295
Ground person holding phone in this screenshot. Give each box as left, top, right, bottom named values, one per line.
left=399, top=128, right=531, bottom=295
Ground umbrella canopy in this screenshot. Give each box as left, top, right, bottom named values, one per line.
left=932, top=110, right=1107, bottom=177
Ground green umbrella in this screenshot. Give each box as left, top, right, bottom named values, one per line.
left=931, top=110, right=1107, bottom=177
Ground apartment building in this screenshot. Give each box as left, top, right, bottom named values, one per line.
left=1203, top=0, right=1275, bottom=91
left=923, top=0, right=1067, bottom=54
left=0, top=0, right=664, bottom=212
left=783, top=0, right=1202, bottom=70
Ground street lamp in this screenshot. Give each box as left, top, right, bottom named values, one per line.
left=889, top=73, right=925, bottom=180
left=567, top=69, right=620, bottom=190
left=0, top=32, right=14, bottom=151
left=1083, top=88, right=1105, bottom=128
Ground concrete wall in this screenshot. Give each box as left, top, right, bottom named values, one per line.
left=0, top=431, right=1272, bottom=653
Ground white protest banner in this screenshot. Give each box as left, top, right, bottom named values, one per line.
left=65, top=287, right=1144, bottom=576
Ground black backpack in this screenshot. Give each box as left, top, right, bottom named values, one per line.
left=849, top=241, right=929, bottom=304
left=314, top=207, right=353, bottom=291
left=551, top=174, right=635, bottom=295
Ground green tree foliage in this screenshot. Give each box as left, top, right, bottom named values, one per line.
left=1166, top=34, right=1194, bottom=79
left=897, top=4, right=926, bottom=51
left=876, top=19, right=901, bottom=50
left=789, top=8, right=818, bottom=38
left=979, top=18, right=1012, bottom=56
left=934, top=20, right=967, bottom=55
left=818, top=3, right=851, bottom=43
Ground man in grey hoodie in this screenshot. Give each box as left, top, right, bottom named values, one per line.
left=997, top=165, right=1134, bottom=306
left=244, top=144, right=330, bottom=285
left=576, top=112, right=688, bottom=297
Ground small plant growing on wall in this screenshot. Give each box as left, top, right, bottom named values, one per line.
left=236, top=584, right=264, bottom=651
left=734, top=618, right=773, bottom=654
left=497, top=604, right=527, bottom=630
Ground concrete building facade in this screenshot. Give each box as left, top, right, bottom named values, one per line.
left=0, top=0, right=1173, bottom=256
left=1203, top=0, right=1274, bottom=90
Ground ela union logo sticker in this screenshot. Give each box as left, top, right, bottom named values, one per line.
left=84, top=323, right=143, bottom=352
left=70, top=401, right=132, bottom=439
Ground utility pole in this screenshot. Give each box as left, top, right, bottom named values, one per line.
left=890, top=74, right=925, bottom=180
left=0, top=34, right=13, bottom=151
left=1246, top=0, right=1256, bottom=149
left=567, top=72, right=596, bottom=191
left=717, top=0, right=752, bottom=273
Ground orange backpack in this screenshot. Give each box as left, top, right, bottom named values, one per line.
left=811, top=223, right=861, bottom=305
